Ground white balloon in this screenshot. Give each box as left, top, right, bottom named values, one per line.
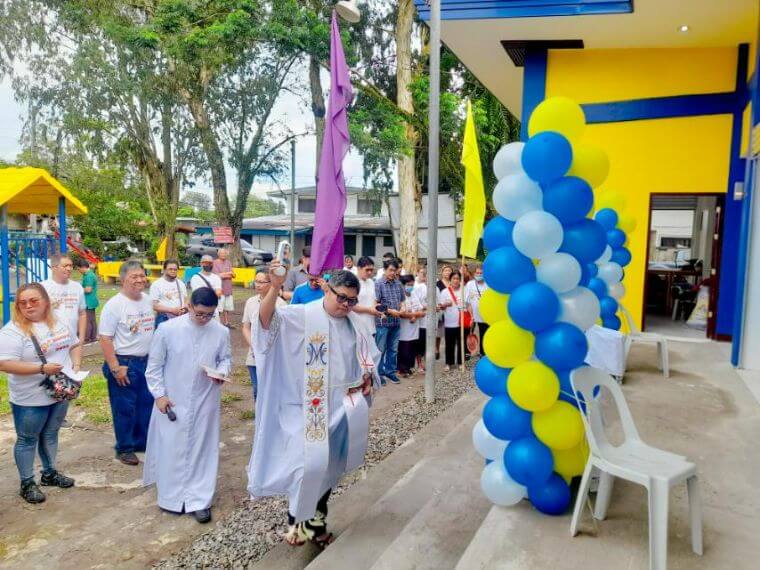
left=492, top=173, right=542, bottom=221
left=536, top=252, right=581, bottom=294
left=493, top=142, right=526, bottom=180
left=608, top=281, right=626, bottom=300
left=595, top=245, right=612, bottom=265
left=480, top=461, right=527, bottom=507
left=559, top=287, right=601, bottom=331
left=598, top=262, right=624, bottom=285
left=472, top=419, right=508, bottom=461
left=513, top=211, right=563, bottom=260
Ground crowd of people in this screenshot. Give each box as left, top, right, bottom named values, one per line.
left=0, top=246, right=488, bottom=547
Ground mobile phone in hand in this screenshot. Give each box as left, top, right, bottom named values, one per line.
left=376, top=303, right=387, bottom=313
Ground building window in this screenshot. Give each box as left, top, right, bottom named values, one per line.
left=383, top=235, right=394, bottom=247
left=660, top=237, right=692, bottom=248
left=298, top=198, right=316, bottom=213
left=344, top=234, right=356, bottom=255
left=357, top=198, right=381, bottom=215
left=361, top=235, right=376, bottom=257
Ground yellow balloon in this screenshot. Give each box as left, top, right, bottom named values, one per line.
left=595, top=190, right=626, bottom=213
left=618, top=212, right=637, bottom=234
left=528, top=96, right=586, bottom=143
left=483, top=319, right=535, bottom=369
left=532, top=401, right=585, bottom=450
left=552, top=441, right=590, bottom=482
left=507, top=361, right=560, bottom=412
left=568, top=144, right=610, bottom=188
left=479, top=289, right=509, bottom=325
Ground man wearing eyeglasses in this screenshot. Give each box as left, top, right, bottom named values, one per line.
left=248, top=263, right=380, bottom=548
left=241, top=272, right=286, bottom=402
left=41, top=253, right=86, bottom=344
left=144, top=287, right=232, bottom=524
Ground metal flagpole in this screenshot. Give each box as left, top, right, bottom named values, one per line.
left=290, top=139, right=296, bottom=250
left=424, top=0, right=441, bottom=404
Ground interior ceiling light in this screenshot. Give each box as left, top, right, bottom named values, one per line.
left=679, top=25, right=690, bottom=33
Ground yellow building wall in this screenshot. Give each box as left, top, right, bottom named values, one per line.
left=545, top=48, right=737, bottom=327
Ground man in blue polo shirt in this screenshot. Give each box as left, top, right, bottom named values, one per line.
left=290, top=274, right=325, bottom=305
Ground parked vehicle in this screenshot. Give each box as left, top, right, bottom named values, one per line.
left=186, top=235, right=273, bottom=266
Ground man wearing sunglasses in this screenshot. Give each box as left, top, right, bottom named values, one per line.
left=248, top=263, right=380, bottom=549
left=143, top=287, right=232, bottom=524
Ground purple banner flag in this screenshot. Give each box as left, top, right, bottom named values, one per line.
left=310, top=11, right=354, bottom=275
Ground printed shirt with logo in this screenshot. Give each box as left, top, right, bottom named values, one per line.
left=41, top=279, right=85, bottom=336
left=99, top=292, right=155, bottom=356
left=464, top=279, right=487, bottom=323
left=0, top=320, right=76, bottom=406
left=400, top=295, right=423, bottom=342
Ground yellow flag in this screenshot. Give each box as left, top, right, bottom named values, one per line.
left=156, top=237, right=168, bottom=262
left=460, top=99, right=486, bottom=259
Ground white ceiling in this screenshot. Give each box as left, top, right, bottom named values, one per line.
left=439, top=0, right=759, bottom=116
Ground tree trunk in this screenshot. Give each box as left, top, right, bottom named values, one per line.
left=396, top=0, right=419, bottom=273
left=309, top=55, right=326, bottom=182
left=185, top=94, right=231, bottom=225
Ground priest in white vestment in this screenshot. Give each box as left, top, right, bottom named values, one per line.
left=143, top=287, right=232, bottom=524
left=248, top=265, right=380, bottom=548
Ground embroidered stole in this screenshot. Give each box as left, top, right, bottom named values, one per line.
left=297, top=302, right=373, bottom=522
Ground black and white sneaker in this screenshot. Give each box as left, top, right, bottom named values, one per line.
left=20, top=480, right=46, bottom=504
left=41, top=470, right=75, bottom=488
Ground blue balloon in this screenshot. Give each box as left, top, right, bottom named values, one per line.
left=482, top=246, right=536, bottom=294
left=475, top=357, right=510, bottom=397
left=603, top=315, right=622, bottom=330
left=587, top=263, right=598, bottom=278
left=611, top=246, right=632, bottom=267
left=594, top=208, right=619, bottom=231
left=482, top=395, right=532, bottom=441
left=521, top=131, right=573, bottom=184
left=587, top=277, right=608, bottom=299
left=504, top=436, right=554, bottom=487
left=528, top=473, right=572, bottom=515
left=599, top=296, right=619, bottom=318
left=483, top=216, right=515, bottom=251
left=607, top=229, right=626, bottom=249
left=535, top=322, right=589, bottom=371
left=560, top=219, right=607, bottom=264
left=542, top=176, right=594, bottom=224
left=508, top=282, right=560, bottom=332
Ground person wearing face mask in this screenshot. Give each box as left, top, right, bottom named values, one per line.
left=143, top=287, right=232, bottom=524
left=397, top=275, right=425, bottom=377
left=464, top=265, right=488, bottom=356
left=190, top=255, right=223, bottom=318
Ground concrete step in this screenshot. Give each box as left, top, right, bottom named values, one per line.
left=252, top=390, right=485, bottom=569
left=306, top=397, right=485, bottom=570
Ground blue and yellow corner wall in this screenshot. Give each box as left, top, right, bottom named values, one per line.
left=521, top=44, right=755, bottom=337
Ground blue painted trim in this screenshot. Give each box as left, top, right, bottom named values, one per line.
left=58, top=196, right=67, bottom=253
left=732, top=40, right=760, bottom=365
left=582, top=92, right=737, bottom=124
left=1, top=206, right=10, bottom=324
left=521, top=48, right=547, bottom=140
left=414, top=0, right=632, bottom=21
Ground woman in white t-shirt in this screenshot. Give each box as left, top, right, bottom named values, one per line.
left=0, top=283, right=81, bottom=504
left=438, top=270, right=469, bottom=372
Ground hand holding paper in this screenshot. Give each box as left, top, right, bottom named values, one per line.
left=62, top=367, right=90, bottom=383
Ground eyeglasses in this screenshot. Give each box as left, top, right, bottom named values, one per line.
left=254, top=279, right=271, bottom=285
left=18, top=298, right=42, bottom=308
left=192, top=309, right=216, bottom=320
left=328, top=285, right=359, bottom=307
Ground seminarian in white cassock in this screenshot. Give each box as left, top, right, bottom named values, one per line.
left=248, top=265, right=381, bottom=548
left=143, top=287, right=232, bottom=524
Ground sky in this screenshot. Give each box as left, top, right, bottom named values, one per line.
left=0, top=67, right=389, bottom=202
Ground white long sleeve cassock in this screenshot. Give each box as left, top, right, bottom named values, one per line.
left=143, top=314, right=232, bottom=512
left=247, top=302, right=381, bottom=521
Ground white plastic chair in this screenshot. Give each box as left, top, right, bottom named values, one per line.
left=569, top=366, right=702, bottom=570
left=620, top=305, right=670, bottom=378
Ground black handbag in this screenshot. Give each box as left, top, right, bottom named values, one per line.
left=30, top=334, right=81, bottom=402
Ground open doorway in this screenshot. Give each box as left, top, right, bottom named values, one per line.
left=643, top=194, right=724, bottom=339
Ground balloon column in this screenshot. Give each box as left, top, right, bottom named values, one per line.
left=473, top=96, right=617, bottom=515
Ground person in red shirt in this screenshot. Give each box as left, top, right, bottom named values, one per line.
left=212, top=248, right=236, bottom=328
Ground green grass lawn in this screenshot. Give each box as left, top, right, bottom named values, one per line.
left=0, top=372, right=112, bottom=424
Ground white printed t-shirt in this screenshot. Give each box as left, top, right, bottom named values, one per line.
left=99, top=292, right=155, bottom=356
left=150, top=277, right=188, bottom=314
left=464, top=279, right=487, bottom=324
left=356, top=277, right=377, bottom=335
left=400, top=295, right=423, bottom=342
left=41, top=279, right=85, bottom=336
left=0, top=320, right=76, bottom=406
